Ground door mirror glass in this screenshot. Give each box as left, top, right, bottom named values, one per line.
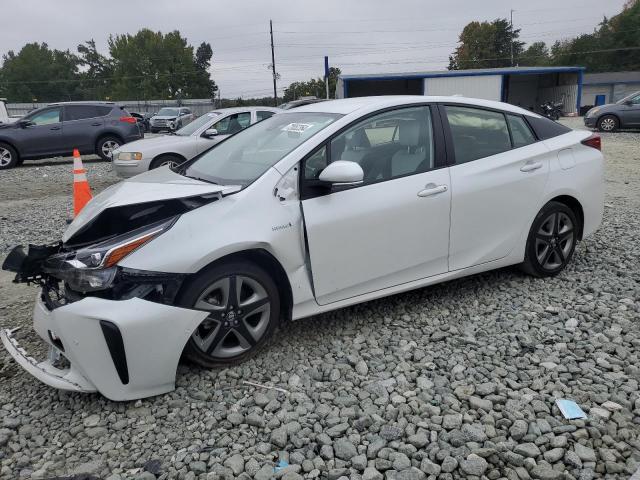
left=203, top=128, right=218, bottom=138
left=318, top=160, right=364, bottom=185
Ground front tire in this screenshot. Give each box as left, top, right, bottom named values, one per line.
left=521, top=201, right=579, bottom=277
left=0, top=143, right=19, bottom=170
left=598, top=115, right=618, bottom=132
left=96, top=135, right=122, bottom=161
left=179, top=261, right=281, bottom=368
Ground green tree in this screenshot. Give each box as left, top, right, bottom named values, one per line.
left=519, top=41, right=551, bottom=66
left=107, top=29, right=217, bottom=100
left=0, top=42, right=79, bottom=102
left=548, top=0, right=639, bottom=72
left=76, top=39, right=112, bottom=100
left=282, top=67, right=342, bottom=102
left=448, top=18, right=524, bottom=70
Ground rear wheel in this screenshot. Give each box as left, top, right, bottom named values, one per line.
left=521, top=201, right=579, bottom=277
left=180, top=261, right=281, bottom=368
left=0, top=143, right=19, bottom=170
left=150, top=154, right=184, bottom=170
left=96, top=135, right=122, bottom=161
left=598, top=115, right=618, bottom=132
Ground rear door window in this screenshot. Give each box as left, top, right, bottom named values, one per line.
left=64, top=105, right=105, bottom=121
left=445, top=106, right=511, bottom=164
left=507, top=114, right=536, bottom=148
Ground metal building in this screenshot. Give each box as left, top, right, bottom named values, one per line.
left=336, top=66, right=585, bottom=114
left=581, top=71, right=640, bottom=108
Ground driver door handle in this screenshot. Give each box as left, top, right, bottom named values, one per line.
left=49, top=126, right=61, bottom=130
left=417, top=183, right=448, bottom=197
left=521, top=161, right=543, bottom=172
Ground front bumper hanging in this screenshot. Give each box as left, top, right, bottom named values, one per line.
left=2, top=294, right=209, bottom=401
left=1, top=327, right=97, bottom=393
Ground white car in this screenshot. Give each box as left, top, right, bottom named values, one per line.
left=112, top=107, right=280, bottom=178
left=1, top=96, right=604, bottom=401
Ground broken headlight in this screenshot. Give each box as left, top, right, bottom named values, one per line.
left=44, top=218, right=176, bottom=293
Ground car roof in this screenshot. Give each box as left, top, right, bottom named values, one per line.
left=292, top=95, right=540, bottom=117
left=47, top=101, right=116, bottom=106
left=208, top=106, right=280, bottom=115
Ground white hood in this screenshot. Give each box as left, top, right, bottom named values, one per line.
left=63, top=167, right=240, bottom=242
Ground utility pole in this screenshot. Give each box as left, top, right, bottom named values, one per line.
left=270, top=20, right=278, bottom=106
left=324, top=56, right=330, bottom=99
left=510, top=9, right=515, bottom=67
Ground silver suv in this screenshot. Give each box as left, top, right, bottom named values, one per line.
left=150, top=107, right=194, bottom=133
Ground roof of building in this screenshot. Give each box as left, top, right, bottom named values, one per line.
left=290, top=95, right=540, bottom=117
left=339, top=66, right=585, bottom=81
left=583, top=71, right=640, bottom=85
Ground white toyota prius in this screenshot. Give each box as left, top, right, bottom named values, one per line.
left=2, top=96, right=604, bottom=400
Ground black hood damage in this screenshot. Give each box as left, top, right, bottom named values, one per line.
left=65, top=193, right=220, bottom=248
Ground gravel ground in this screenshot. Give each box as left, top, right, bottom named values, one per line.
left=0, top=120, right=639, bottom=480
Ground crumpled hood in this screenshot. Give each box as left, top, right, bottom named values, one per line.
left=63, top=167, right=240, bottom=242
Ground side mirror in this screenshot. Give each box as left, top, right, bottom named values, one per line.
left=18, top=120, right=33, bottom=128
left=203, top=128, right=219, bottom=138
left=318, top=160, right=364, bottom=186
left=624, top=100, right=633, bottom=106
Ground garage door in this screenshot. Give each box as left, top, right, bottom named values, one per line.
left=424, top=75, right=502, bottom=101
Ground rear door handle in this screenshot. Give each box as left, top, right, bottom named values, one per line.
left=417, top=183, right=448, bottom=197
left=91, top=122, right=101, bottom=126
left=521, top=161, right=543, bottom=172
left=50, top=126, right=61, bottom=131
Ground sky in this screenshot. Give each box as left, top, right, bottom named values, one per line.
left=0, top=0, right=629, bottom=99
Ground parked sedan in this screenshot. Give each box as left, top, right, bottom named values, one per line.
left=0, top=102, right=143, bottom=169
left=584, top=90, right=640, bottom=131
left=149, top=107, right=194, bottom=133
left=112, top=107, right=279, bottom=178
left=1, top=96, right=603, bottom=400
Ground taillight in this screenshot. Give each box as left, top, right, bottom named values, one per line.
left=581, top=134, right=601, bottom=151
left=119, top=116, right=137, bottom=124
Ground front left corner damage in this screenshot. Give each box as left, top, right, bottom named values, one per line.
left=18, top=295, right=209, bottom=401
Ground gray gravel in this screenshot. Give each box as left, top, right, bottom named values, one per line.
left=0, top=121, right=639, bottom=479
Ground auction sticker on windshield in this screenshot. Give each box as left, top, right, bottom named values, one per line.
left=282, top=123, right=313, bottom=133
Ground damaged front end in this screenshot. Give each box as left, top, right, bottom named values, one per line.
left=1, top=192, right=224, bottom=400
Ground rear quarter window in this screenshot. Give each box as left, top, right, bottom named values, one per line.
left=525, top=115, right=571, bottom=140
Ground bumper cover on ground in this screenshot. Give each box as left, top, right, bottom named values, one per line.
left=2, top=295, right=209, bottom=401
left=1, top=328, right=96, bottom=393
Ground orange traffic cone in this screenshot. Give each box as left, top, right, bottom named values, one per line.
left=73, top=149, right=92, bottom=217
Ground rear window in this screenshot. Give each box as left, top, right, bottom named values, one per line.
left=525, top=115, right=571, bottom=140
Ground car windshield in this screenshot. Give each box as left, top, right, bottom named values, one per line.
left=616, top=91, right=640, bottom=105
left=184, top=112, right=342, bottom=186
left=157, top=107, right=179, bottom=116
left=175, top=112, right=220, bottom=136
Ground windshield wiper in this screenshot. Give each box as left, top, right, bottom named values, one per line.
left=185, top=175, right=218, bottom=185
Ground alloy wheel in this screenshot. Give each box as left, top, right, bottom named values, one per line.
left=191, top=275, right=271, bottom=359
left=600, top=118, right=616, bottom=131
left=160, top=159, right=181, bottom=169
left=101, top=140, right=120, bottom=158
left=0, top=147, right=12, bottom=167
left=534, top=212, right=574, bottom=271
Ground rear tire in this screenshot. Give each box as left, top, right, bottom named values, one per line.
left=0, top=143, right=19, bottom=170
left=96, top=135, right=122, bottom=161
left=598, top=115, right=618, bottom=132
left=521, top=201, right=579, bottom=277
left=149, top=154, right=184, bottom=170
left=179, top=261, right=281, bottom=368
